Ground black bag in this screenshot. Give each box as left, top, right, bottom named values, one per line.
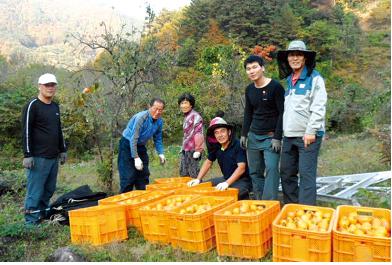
left=46, top=185, right=107, bottom=225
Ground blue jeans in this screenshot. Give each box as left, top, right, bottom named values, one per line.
left=118, top=137, right=150, bottom=193
left=25, top=157, right=59, bottom=224
left=280, top=136, right=322, bottom=205
left=209, top=176, right=252, bottom=200
left=246, top=132, right=280, bottom=200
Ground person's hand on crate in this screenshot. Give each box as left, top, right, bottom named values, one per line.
left=134, top=157, right=143, bottom=170
left=216, top=181, right=229, bottom=191
left=159, top=154, right=166, bottom=165
left=187, top=179, right=200, bottom=187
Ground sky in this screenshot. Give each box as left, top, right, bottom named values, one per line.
left=99, top=0, right=192, bottom=20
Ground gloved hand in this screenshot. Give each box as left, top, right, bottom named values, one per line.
left=216, top=181, right=229, bottom=191
left=59, top=152, right=67, bottom=165
left=271, top=139, right=281, bottom=152
left=187, top=179, right=200, bottom=187
left=134, top=157, right=143, bottom=170
left=193, top=151, right=201, bottom=159
left=23, top=157, right=34, bottom=169
left=159, top=154, right=166, bottom=165
left=240, top=136, right=247, bottom=149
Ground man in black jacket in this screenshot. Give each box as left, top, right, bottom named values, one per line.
left=241, top=55, right=285, bottom=200
left=22, top=73, right=67, bottom=225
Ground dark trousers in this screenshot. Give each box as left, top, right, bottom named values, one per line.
left=280, top=136, right=322, bottom=205
left=209, top=176, right=252, bottom=200
left=118, top=137, right=150, bottom=193
left=25, top=157, right=58, bottom=224
left=179, top=151, right=200, bottom=178
left=246, top=132, right=280, bottom=200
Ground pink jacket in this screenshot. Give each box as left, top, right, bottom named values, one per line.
left=182, top=109, right=204, bottom=152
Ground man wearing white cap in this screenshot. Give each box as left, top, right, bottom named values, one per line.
left=22, top=73, right=67, bottom=225
left=277, top=40, right=327, bottom=205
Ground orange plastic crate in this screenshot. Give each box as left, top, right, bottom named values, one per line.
left=214, top=200, right=280, bottom=259
left=146, top=182, right=188, bottom=191
left=98, top=190, right=150, bottom=205
left=186, top=186, right=239, bottom=201
left=69, top=205, right=128, bottom=246
left=170, top=195, right=235, bottom=253
left=272, top=204, right=336, bottom=262
left=174, top=181, right=212, bottom=194
left=139, top=194, right=201, bottom=244
left=333, top=205, right=391, bottom=262
left=154, top=176, right=193, bottom=184
left=118, top=190, right=173, bottom=231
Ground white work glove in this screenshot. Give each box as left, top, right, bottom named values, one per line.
left=271, top=139, right=282, bottom=153
left=240, top=136, right=247, bottom=149
left=59, top=152, right=67, bottom=165
left=134, top=157, right=143, bottom=171
left=216, top=182, right=229, bottom=191
left=187, top=179, right=200, bottom=187
left=159, top=154, right=166, bottom=165
left=193, top=151, right=201, bottom=159
left=23, top=157, right=34, bottom=169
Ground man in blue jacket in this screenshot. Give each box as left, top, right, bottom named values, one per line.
left=118, top=98, right=166, bottom=193
left=277, top=40, right=327, bottom=205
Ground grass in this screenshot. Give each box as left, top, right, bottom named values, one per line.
left=318, top=132, right=389, bottom=176
left=0, top=133, right=390, bottom=261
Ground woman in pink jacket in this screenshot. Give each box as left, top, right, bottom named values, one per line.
left=178, top=93, right=205, bottom=178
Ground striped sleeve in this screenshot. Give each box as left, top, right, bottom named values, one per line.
left=22, top=99, right=37, bottom=157
left=57, top=105, right=67, bottom=152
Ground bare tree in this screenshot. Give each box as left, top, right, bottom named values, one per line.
left=71, top=19, right=167, bottom=191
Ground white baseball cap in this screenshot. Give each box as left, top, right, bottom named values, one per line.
left=38, top=73, right=58, bottom=85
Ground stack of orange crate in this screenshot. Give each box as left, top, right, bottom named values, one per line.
left=169, top=195, right=235, bottom=253
left=139, top=194, right=201, bottom=244
left=180, top=185, right=239, bottom=201
left=174, top=182, right=212, bottom=194
left=145, top=182, right=188, bottom=191
left=98, top=190, right=150, bottom=205
left=214, top=200, right=280, bottom=259
left=272, top=204, right=336, bottom=262
left=69, top=204, right=128, bottom=246
left=333, top=205, right=391, bottom=262
left=154, top=176, right=193, bottom=184
left=115, top=190, right=173, bottom=231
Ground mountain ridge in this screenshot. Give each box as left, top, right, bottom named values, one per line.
left=0, top=0, right=144, bottom=68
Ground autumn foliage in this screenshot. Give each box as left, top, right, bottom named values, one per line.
left=251, top=45, right=276, bottom=62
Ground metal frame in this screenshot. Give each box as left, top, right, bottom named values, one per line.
left=277, top=171, right=391, bottom=205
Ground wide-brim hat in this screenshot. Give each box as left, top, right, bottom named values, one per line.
left=277, top=40, right=316, bottom=59
left=206, top=117, right=233, bottom=138
left=277, top=40, right=317, bottom=79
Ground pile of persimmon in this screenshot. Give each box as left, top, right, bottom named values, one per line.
left=142, top=196, right=194, bottom=211
left=338, top=212, right=390, bottom=237
left=222, top=203, right=266, bottom=216
left=278, top=209, right=332, bottom=232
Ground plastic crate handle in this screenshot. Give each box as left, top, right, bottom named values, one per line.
left=356, top=209, right=374, bottom=216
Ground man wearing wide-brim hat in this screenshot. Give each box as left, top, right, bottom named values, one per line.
left=187, top=116, right=252, bottom=200
left=277, top=40, right=327, bottom=206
